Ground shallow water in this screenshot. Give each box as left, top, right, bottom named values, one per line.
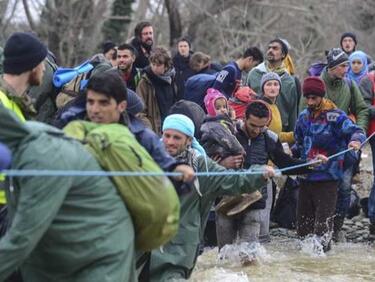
left=191, top=238, right=375, bottom=282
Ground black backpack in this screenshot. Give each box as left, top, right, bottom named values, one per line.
left=272, top=177, right=299, bottom=229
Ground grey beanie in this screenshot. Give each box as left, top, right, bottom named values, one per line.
left=261, top=72, right=281, bottom=93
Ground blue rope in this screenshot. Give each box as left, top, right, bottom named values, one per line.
left=1, top=132, right=373, bottom=178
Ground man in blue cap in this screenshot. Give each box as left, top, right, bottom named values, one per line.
left=149, top=113, right=276, bottom=281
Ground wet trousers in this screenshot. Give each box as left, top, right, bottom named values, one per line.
left=297, top=180, right=338, bottom=237
left=216, top=181, right=272, bottom=248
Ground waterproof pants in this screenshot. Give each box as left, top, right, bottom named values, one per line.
left=297, top=180, right=338, bottom=237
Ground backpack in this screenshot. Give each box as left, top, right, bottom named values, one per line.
left=184, top=73, right=217, bottom=110
left=63, top=121, right=180, bottom=251
left=54, top=56, right=112, bottom=109
left=307, top=62, right=327, bottom=77
left=271, top=177, right=299, bottom=229
left=228, top=86, right=257, bottom=120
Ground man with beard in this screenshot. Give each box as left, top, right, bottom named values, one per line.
left=136, top=47, right=179, bottom=135
left=149, top=113, right=276, bottom=281
left=293, top=77, right=365, bottom=252
left=0, top=32, right=47, bottom=232
left=117, top=43, right=142, bottom=91
left=0, top=32, right=47, bottom=121
left=247, top=38, right=300, bottom=132
left=130, top=21, right=154, bottom=69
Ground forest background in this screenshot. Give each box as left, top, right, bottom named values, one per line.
left=1, top=0, right=374, bottom=78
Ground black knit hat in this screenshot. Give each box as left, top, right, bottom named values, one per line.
left=340, top=32, right=357, bottom=47
left=3, top=32, right=48, bottom=75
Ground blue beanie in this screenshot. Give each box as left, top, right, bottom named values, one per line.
left=3, top=32, right=48, bottom=74
left=162, top=114, right=206, bottom=156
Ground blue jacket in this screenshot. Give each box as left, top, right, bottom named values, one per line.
left=212, top=61, right=240, bottom=98
left=293, top=99, right=365, bottom=182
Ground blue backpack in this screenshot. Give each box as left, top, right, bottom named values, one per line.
left=184, top=73, right=217, bottom=110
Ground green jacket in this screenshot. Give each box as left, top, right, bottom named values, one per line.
left=246, top=62, right=299, bottom=132
left=149, top=151, right=266, bottom=281
left=0, top=105, right=137, bottom=282
left=301, top=68, right=368, bottom=132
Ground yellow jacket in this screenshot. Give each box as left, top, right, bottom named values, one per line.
left=268, top=103, right=294, bottom=144
left=0, top=90, right=25, bottom=204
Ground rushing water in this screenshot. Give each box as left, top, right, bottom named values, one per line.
left=191, top=238, right=375, bottom=281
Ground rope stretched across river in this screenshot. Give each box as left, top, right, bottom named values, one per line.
left=2, top=132, right=374, bottom=178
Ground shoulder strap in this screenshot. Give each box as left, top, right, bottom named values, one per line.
left=368, top=72, right=375, bottom=93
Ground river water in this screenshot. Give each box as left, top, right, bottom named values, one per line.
left=191, top=236, right=375, bottom=281
left=191, top=147, right=375, bottom=281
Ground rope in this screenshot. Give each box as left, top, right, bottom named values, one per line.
left=1, top=132, right=373, bottom=178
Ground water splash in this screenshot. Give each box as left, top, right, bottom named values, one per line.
left=218, top=242, right=270, bottom=266
left=299, top=234, right=329, bottom=257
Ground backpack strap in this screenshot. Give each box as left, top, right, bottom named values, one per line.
left=368, top=71, right=375, bottom=94
left=344, top=77, right=356, bottom=117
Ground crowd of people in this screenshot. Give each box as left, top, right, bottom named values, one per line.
left=0, top=22, right=375, bottom=281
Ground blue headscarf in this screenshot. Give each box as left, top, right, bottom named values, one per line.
left=347, top=50, right=368, bottom=85
left=162, top=114, right=206, bottom=156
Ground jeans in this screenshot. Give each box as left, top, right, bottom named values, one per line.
left=369, top=138, right=375, bottom=224
left=335, top=155, right=355, bottom=218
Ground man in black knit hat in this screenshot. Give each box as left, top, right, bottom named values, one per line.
left=340, top=32, right=357, bottom=56
left=0, top=32, right=48, bottom=120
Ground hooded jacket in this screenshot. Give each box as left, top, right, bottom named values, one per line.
left=293, top=98, right=365, bottom=182
left=246, top=62, right=299, bottom=132
left=150, top=149, right=266, bottom=281
left=0, top=105, right=136, bottom=281
left=317, top=68, right=369, bottom=132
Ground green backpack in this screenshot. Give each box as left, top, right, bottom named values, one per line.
left=64, top=121, right=180, bottom=251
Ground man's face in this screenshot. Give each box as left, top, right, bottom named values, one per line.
left=305, top=95, right=323, bottom=111
left=162, top=129, right=191, bottom=157
left=141, top=26, right=154, bottom=47
left=245, top=114, right=269, bottom=139
left=86, top=90, right=126, bottom=124
left=342, top=37, right=356, bottom=53
left=29, top=61, right=45, bottom=86
left=177, top=41, right=190, bottom=57
left=329, top=63, right=348, bottom=79
left=266, top=42, right=284, bottom=64
left=151, top=62, right=167, bottom=76
left=117, top=49, right=135, bottom=71
left=244, top=57, right=260, bottom=72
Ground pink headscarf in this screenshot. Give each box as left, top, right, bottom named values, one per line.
left=204, top=88, right=227, bottom=117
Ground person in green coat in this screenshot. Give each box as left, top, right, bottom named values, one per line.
left=149, top=114, right=275, bottom=281
left=0, top=104, right=137, bottom=282
left=301, top=48, right=369, bottom=243
left=246, top=38, right=300, bottom=132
